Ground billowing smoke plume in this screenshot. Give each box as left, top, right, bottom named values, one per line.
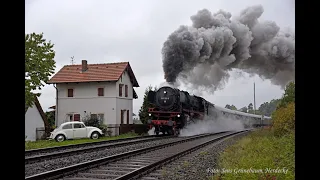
left=162, top=5, right=295, bottom=92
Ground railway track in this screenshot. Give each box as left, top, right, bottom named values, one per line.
left=25, top=130, right=247, bottom=180
left=25, top=135, right=169, bottom=157
left=25, top=134, right=173, bottom=164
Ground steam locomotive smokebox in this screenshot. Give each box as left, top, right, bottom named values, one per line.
left=156, top=87, right=178, bottom=110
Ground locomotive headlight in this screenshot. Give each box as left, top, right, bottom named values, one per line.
left=149, top=113, right=151, bottom=116
left=177, top=114, right=180, bottom=117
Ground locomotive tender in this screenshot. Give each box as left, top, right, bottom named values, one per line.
left=147, top=86, right=271, bottom=135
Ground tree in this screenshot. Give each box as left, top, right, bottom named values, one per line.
left=25, top=32, right=56, bottom=108
left=230, top=105, right=237, bottom=110
left=258, top=99, right=281, bottom=116
left=248, top=103, right=253, bottom=111
left=246, top=103, right=255, bottom=113
left=225, top=104, right=231, bottom=109
left=227, top=105, right=237, bottom=110
left=45, top=111, right=55, bottom=129
left=277, top=81, right=295, bottom=109
left=239, top=106, right=248, bottom=113
left=225, top=104, right=237, bottom=110
left=139, top=85, right=158, bottom=124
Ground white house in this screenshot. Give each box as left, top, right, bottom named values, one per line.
left=25, top=97, right=49, bottom=141
left=47, top=60, right=139, bottom=135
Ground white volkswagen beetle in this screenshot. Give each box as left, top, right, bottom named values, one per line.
left=49, top=122, right=104, bottom=142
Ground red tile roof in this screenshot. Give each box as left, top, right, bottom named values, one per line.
left=47, top=62, right=139, bottom=87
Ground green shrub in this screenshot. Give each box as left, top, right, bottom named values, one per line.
left=82, top=116, right=102, bottom=127
left=82, top=115, right=112, bottom=136
left=272, top=102, right=295, bottom=137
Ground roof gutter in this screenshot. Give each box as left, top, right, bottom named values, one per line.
left=53, top=84, right=58, bottom=127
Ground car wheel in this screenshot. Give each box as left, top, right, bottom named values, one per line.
left=55, top=134, right=65, bottom=142
left=91, top=132, right=100, bottom=139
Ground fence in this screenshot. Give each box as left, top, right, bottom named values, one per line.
left=119, top=124, right=149, bottom=135
left=36, top=127, right=46, bottom=140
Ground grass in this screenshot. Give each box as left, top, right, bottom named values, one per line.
left=211, top=129, right=295, bottom=180
left=25, top=132, right=139, bottom=150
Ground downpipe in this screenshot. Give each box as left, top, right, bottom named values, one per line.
left=53, top=84, right=58, bottom=127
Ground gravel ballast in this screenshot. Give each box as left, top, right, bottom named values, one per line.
left=25, top=136, right=187, bottom=177
left=61, top=132, right=233, bottom=180
left=139, top=131, right=250, bottom=180
left=25, top=136, right=159, bottom=158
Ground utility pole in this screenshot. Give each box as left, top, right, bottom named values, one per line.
left=254, top=82, right=256, bottom=114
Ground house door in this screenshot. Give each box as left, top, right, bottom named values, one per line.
left=121, top=110, right=125, bottom=124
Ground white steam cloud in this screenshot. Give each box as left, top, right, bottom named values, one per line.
left=179, top=110, right=248, bottom=136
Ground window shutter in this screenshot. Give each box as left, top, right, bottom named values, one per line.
left=127, top=110, right=129, bottom=124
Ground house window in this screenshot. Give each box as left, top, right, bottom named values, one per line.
left=68, top=89, right=74, bottom=97
left=125, top=85, right=128, bottom=97
left=98, top=88, right=104, bottom=96
left=73, top=114, right=80, bottom=121
left=127, top=110, right=129, bottom=124
left=119, top=84, right=123, bottom=97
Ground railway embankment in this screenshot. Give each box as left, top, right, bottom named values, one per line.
left=211, top=83, right=295, bottom=180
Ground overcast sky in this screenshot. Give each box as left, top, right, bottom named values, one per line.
left=25, top=0, right=294, bottom=115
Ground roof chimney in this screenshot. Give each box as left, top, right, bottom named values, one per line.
left=82, top=60, right=88, bottom=72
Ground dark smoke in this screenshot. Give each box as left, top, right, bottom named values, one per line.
left=162, top=5, right=295, bottom=92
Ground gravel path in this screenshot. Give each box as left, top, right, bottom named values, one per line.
left=25, top=136, right=186, bottom=177
left=139, top=131, right=249, bottom=180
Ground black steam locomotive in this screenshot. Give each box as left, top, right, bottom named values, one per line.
left=147, top=86, right=213, bottom=135
left=147, top=86, right=272, bottom=136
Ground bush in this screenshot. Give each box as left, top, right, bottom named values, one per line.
left=82, top=115, right=102, bottom=127
left=82, top=115, right=112, bottom=136
left=272, top=102, right=295, bottom=137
